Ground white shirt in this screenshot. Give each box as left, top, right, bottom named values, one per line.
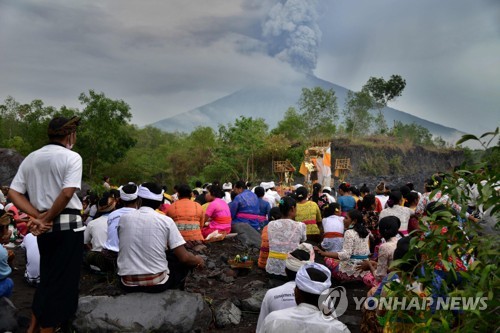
left=84, top=214, right=109, bottom=252
left=104, top=207, right=136, bottom=252
left=379, top=205, right=414, bottom=232
left=264, top=303, right=350, bottom=333
left=376, top=194, right=389, bottom=209
left=20, top=233, right=40, bottom=280
left=117, top=206, right=186, bottom=276
left=264, top=190, right=281, bottom=208
left=223, top=192, right=232, bottom=204
left=256, top=281, right=297, bottom=333
left=10, top=144, right=82, bottom=211
left=321, top=215, right=344, bottom=252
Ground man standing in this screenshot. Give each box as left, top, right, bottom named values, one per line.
left=9, top=116, right=84, bottom=333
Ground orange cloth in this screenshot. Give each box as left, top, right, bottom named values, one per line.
left=299, top=161, right=308, bottom=176
left=323, top=147, right=331, bottom=167
left=258, top=225, right=269, bottom=269
left=167, top=198, right=205, bottom=241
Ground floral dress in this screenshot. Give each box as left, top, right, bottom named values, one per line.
left=325, top=229, right=370, bottom=281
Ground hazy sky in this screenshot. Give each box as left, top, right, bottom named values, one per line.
left=0, top=0, right=498, bottom=135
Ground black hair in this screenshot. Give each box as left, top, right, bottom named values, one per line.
left=387, top=190, right=402, bottom=208
left=110, top=189, right=120, bottom=199
left=393, top=236, right=421, bottom=274
left=323, top=202, right=340, bottom=218
left=311, top=183, right=322, bottom=203
left=195, top=180, right=202, bottom=188
left=360, top=194, right=376, bottom=211
left=177, top=184, right=192, bottom=199
left=268, top=207, right=282, bottom=221
left=279, top=196, right=297, bottom=217
left=406, top=182, right=415, bottom=191
left=399, top=185, right=411, bottom=198
left=348, top=209, right=369, bottom=238
left=208, top=185, right=224, bottom=199
left=360, top=184, right=370, bottom=195
left=296, top=267, right=329, bottom=306
left=424, top=176, right=443, bottom=192
left=193, top=190, right=200, bottom=196
left=103, top=176, right=110, bottom=182
left=295, top=186, right=308, bottom=200
left=254, top=186, right=265, bottom=198
left=230, top=191, right=237, bottom=201
left=379, top=216, right=401, bottom=240
left=235, top=180, right=246, bottom=189
left=140, top=182, right=163, bottom=209
left=339, top=182, right=350, bottom=193
left=284, top=249, right=310, bottom=281
left=351, top=186, right=361, bottom=197
left=405, top=192, right=419, bottom=207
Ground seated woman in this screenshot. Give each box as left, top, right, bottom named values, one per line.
left=261, top=197, right=307, bottom=277
left=320, top=203, right=344, bottom=252
left=379, top=190, right=413, bottom=235
left=315, top=209, right=371, bottom=283
left=359, top=194, right=381, bottom=256
left=202, top=184, right=232, bottom=238
left=356, top=216, right=401, bottom=287
left=294, top=187, right=322, bottom=242
left=258, top=207, right=282, bottom=269
left=337, top=183, right=356, bottom=216
left=167, top=184, right=205, bottom=246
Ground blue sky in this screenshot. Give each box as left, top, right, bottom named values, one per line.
left=0, top=0, right=498, bottom=135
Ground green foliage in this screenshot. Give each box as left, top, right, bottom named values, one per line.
left=343, top=90, right=374, bottom=137
left=362, top=74, right=407, bottom=108
left=271, top=107, right=308, bottom=142
left=383, top=129, right=499, bottom=331
left=390, top=121, right=434, bottom=146
left=298, top=87, right=338, bottom=138
left=77, top=90, right=137, bottom=180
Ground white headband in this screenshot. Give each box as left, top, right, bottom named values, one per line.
left=138, top=185, right=164, bottom=201
left=119, top=185, right=138, bottom=201
left=295, top=263, right=331, bottom=295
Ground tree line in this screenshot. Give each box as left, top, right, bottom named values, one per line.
left=0, top=75, right=450, bottom=189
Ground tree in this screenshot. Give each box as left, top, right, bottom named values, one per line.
left=271, top=107, right=308, bottom=142
left=298, top=87, right=338, bottom=138
left=342, top=90, right=374, bottom=137
left=362, top=75, right=406, bottom=134
left=77, top=90, right=136, bottom=180
left=216, top=116, right=268, bottom=181
left=390, top=121, right=433, bottom=146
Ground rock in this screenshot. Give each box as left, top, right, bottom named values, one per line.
left=215, top=300, right=241, bottom=328
left=0, top=148, right=24, bottom=186
left=72, top=291, right=212, bottom=332
left=0, top=297, right=18, bottom=332
left=206, top=260, right=216, bottom=270
left=240, top=288, right=267, bottom=312
left=231, top=223, right=262, bottom=249
left=243, top=280, right=266, bottom=291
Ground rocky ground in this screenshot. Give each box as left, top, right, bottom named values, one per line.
left=8, top=232, right=366, bottom=332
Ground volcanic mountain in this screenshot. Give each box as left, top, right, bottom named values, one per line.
left=151, top=74, right=464, bottom=143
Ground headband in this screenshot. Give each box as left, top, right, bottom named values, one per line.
left=138, top=185, right=164, bottom=201
left=295, top=262, right=331, bottom=295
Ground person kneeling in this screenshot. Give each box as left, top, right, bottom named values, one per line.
left=117, top=183, right=204, bottom=293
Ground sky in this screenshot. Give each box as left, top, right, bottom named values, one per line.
left=0, top=0, right=498, bottom=136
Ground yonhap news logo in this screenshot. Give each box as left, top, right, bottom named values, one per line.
left=318, top=286, right=349, bottom=320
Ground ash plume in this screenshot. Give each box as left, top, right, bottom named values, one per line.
left=262, top=0, right=321, bottom=74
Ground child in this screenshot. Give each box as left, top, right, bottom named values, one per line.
left=0, top=245, right=14, bottom=297
left=320, top=203, right=344, bottom=252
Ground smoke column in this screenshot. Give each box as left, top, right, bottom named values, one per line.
left=262, top=0, right=321, bottom=74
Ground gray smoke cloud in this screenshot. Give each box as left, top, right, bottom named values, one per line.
left=262, top=0, right=321, bottom=73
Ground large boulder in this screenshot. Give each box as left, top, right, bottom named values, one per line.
left=72, top=291, right=212, bottom=332
left=231, top=223, right=262, bottom=249
left=0, top=148, right=24, bottom=186
left=214, top=300, right=241, bottom=328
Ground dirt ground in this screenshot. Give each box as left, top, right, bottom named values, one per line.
left=9, top=237, right=364, bottom=332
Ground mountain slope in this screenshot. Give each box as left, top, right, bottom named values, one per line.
left=152, top=74, right=464, bottom=142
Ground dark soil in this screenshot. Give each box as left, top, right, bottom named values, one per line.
left=9, top=236, right=365, bottom=332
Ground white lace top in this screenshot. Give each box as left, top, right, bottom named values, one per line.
left=337, top=229, right=370, bottom=277
left=266, top=219, right=307, bottom=276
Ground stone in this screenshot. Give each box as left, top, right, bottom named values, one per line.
left=72, top=291, right=212, bottom=332
left=215, top=300, right=241, bottom=328
left=240, top=288, right=267, bottom=312
left=231, top=223, right=262, bottom=249
left=0, top=148, right=24, bottom=186
left=0, top=297, right=18, bottom=332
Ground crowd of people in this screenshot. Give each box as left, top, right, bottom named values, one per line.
left=0, top=115, right=491, bottom=333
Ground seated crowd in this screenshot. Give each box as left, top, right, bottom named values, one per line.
left=0, top=175, right=483, bottom=332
